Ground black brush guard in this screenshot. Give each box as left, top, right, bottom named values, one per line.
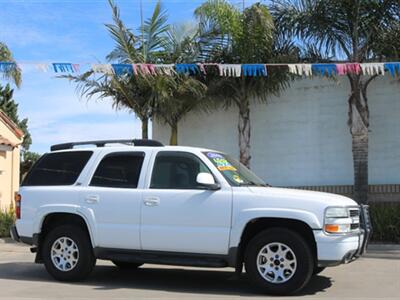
left=356, top=205, right=373, bottom=257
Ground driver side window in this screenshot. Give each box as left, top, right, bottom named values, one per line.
left=150, top=151, right=212, bottom=189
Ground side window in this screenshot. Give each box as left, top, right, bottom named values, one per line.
left=90, top=152, right=144, bottom=189
left=150, top=151, right=212, bottom=189
left=22, top=151, right=93, bottom=186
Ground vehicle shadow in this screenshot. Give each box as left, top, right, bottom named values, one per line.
left=0, top=262, right=332, bottom=296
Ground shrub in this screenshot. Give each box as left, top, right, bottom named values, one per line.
left=369, top=202, right=400, bottom=244
left=0, top=209, right=15, bottom=238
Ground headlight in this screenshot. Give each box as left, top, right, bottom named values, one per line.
left=324, top=207, right=360, bottom=234
left=325, top=207, right=349, bottom=218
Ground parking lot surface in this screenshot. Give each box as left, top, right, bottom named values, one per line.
left=0, top=240, right=399, bottom=299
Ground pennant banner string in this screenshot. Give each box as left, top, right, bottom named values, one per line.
left=0, top=61, right=399, bottom=78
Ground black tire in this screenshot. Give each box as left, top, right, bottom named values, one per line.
left=313, top=266, right=325, bottom=276
left=42, top=225, right=96, bottom=281
left=112, top=261, right=143, bottom=269
left=244, top=228, right=314, bottom=295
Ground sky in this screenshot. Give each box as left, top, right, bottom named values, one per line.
left=0, top=0, right=261, bottom=154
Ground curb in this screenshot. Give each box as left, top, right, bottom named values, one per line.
left=0, top=237, right=14, bottom=244
left=367, top=243, right=400, bottom=251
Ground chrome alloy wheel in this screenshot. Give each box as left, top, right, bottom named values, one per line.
left=256, top=242, right=297, bottom=284
left=51, top=237, right=79, bottom=272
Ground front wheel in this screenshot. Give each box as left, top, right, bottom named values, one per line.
left=244, top=228, right=314, bottom=295
left=42, top=225, right=96, bottom=281
left=313, top=267, right=325, bottom=276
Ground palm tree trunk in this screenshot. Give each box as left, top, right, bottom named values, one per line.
left=348, top=76, right=369, bottom=204
left=170, top=123, right=178, bottom=145
left=141, top=117, right=149, bottom=139
left=238, top=100, right=251, bottom=168
left=352, top=133, right=368, bottom=204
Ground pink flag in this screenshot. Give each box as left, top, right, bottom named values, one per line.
left=336, top=63, right=361, bottom=75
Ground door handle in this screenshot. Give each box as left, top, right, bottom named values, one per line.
left=144, top=197, right=160, bottom=207
left=85, top=195, right=100, bottom=204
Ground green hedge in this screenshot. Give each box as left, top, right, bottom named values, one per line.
left=0, top=209, right=15, bottom=238
left=369, top=202, right=400, bottom=244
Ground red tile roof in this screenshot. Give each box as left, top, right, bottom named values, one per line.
left=0, top=110, right=24, bottom=140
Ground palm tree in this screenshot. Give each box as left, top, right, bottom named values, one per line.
left=150, top=22, right=208, bottom=145
left=106, top=0, right=169, bottom=64
left=152, top=72, right=207, bottom=145
left=64, top=0, right=169, bottom=139
left=64, top=71, right=154, bottom=139
left=271, top=0, right=400, bottom=204
left=195, top=0, right=295, bottom=168
left=0, top=42, right=21, bottom=88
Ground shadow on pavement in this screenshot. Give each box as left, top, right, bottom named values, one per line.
left=0, top=262, right=332, bottom=296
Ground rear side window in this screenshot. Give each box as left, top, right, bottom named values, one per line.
left=90, top=152, right=144, bottom=189
left=22, top=151, right=93, bottom=186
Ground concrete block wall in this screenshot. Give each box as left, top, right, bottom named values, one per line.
left=153, top=76, right=400, bottom=200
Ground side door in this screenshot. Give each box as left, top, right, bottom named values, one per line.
left=141, top=151, right=232, bottom=255
left=80, top=150, right=148, bottom=249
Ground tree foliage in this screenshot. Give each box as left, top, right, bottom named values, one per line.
left=0, top=83, right=40, bottom=177
left=64, top=0, right=208, bottom=143
left=0, top=84, right=31, bottom=150
left=0, top=42, right=21, bottom=88
left=152, top=74, right=207, bottom=145
left=270, top=0, right=400, bottom=62
left=195, top=0, right=296, bottom=167
left=270, top=0, right=400, bottom=203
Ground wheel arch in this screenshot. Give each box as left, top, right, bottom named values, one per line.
left=231, top=217, right=318, bottom=271
left=34, top=211, right=96, bottom=263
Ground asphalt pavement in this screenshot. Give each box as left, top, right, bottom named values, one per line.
left=0, top=239, right=399, bottom=299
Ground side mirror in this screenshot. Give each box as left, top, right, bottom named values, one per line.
left=196, top=172, right=220, bottom=190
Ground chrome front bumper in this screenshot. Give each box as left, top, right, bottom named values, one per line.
left=316, top=205, right=372, bottom=267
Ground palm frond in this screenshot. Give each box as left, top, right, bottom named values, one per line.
left=0, top=42, right=22, bottom=88
left=105, top=0, right=140, bottom=63
left=152, top=74, right=208, bottom=126
left=270, top=0, right=400, bottom=61
left=138, top=0, right=170, bottom=63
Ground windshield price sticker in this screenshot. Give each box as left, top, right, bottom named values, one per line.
left=218, top=165, right=237, bottom=171
left=206, top=152, right=224, bottom=159
left=213, top=157, right=237, bottom=171
left=232, top=174, right=244, bottom=183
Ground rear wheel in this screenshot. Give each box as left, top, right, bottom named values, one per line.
left=42, top=225, right=96, bottom=281
left=112, top=261, right=143, bottom=269
left=244, top=228, right=314, bottom=295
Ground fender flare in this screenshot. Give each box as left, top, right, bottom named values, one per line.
left=34, top=204, right=98, bottom=247
left=229, top=208, right=321, bottom=248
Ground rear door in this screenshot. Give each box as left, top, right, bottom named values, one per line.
left=80, top=150, right=149, bottom=249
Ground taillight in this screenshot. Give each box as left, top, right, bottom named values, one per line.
left=15, top=193, right=21, bottom=219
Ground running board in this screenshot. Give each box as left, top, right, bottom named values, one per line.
left=93, top=247, right=229, bottom=268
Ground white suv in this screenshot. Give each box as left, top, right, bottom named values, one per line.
left=10, top=139, right=371, bottom=295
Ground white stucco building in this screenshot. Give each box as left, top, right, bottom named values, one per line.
left=153, top=76, right=400, bottom=201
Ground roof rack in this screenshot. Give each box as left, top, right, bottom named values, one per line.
left=50, top=139, right=164, bottom=151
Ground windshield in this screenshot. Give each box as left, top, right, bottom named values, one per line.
left=203, top=151, right=268, bottom=187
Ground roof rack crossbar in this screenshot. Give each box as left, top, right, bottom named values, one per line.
left=50, top=139, right=163, bottom=151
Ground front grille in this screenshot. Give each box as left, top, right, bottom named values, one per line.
left=349, top=209, right=360, bottom=218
